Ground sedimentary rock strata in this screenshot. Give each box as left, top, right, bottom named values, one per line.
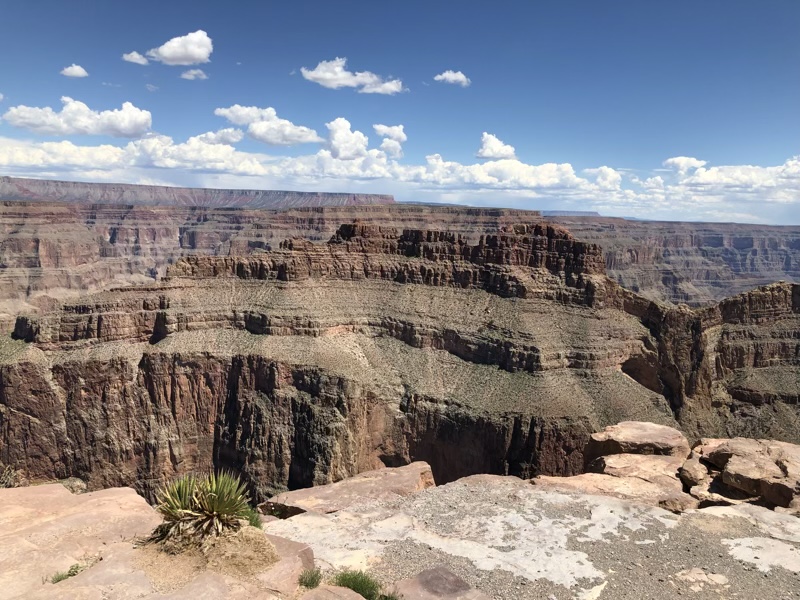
left=1, top=221, right=799, bottom=501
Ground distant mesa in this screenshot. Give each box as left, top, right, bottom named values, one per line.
left=0, top=176, right=395, bottom=209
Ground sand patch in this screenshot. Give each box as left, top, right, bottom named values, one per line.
left=134, top=526, right=280, bottom=592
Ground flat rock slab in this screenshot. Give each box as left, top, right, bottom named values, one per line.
left=394, top=567, right=490, bottom=599
left=585, top=421, right=690, bottom=463
left=532, top=472, right=697, bottom=513
left=588, top=453, right=684, bottom=491
left=0, top=484, right=312, bottom=599
left=300, top=585, right=366, bottom=599
left=268, top=462, right=435, bottom=514
left=266, top=474, right=800, bottom=600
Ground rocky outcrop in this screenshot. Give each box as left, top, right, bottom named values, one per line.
left=266, top=461, right=435, bottom=514
left=534, top=422, right=697, bottom=512
left=265, top=473, right=800, bottom=599
left=687, top=437, right=800, bottom=509
left=0, top=483, right=315, bottom=600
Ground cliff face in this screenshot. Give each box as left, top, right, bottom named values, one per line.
left=5, top=201, right=800, bottom=332
left=551, top=217, right=800, bottom=305
left=3, top=222, right=798, bottom=500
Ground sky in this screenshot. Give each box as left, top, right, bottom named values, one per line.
left=0, top=1, right=798, bottom=223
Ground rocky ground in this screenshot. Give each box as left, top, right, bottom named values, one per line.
left=3, top=446, right=799, bottom=599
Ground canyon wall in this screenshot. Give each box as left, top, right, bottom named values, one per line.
left=3, top=222, right=798, bottom=500
left=4, top=200, right=800, bottom=331
left=552, top=217, right=800, bottom=305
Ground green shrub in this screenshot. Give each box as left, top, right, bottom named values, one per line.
left=298, top=567, right=323, bottom=589
left=150, top=471, right=253, bottom=547
left=50, top=563, right=82, bottom=583
left=243, top=506, right=263, bottom=529
left=332, top=570, right=383, bottom=600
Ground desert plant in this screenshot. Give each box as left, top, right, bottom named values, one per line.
left=1, top=465, right=18, bottom=488
left=150, top=471, right=252, bottom=546
left=50, top=563, right=82, bottom=583
left=298, top=567, right=323, bottom=589
left=332, top=570, right=383, bottom=600
left=243, top=506, right=263, bottom=529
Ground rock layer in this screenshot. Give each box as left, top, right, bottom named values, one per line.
left=2, top=222, right=799, bottom=501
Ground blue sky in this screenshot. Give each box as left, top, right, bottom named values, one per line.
left=0, top=0, right=798, bottom=223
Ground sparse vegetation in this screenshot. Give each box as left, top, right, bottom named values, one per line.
left=1, top=465, right=19, bottom=488
left=149, top=471, right=253, bottom=548
left=50, top=563, right=82, bottom=583
left=298, top=567, right=323, bottom=589
left=243, top=505, right=263, bottom=529
left=332, top=569, right=398, bottom=600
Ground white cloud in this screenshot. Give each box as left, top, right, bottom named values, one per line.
left=584, top=166, right=623, bottom=190
left=180, top=69, right=208, bottom=80
left=373, top=124, right=407, bottom=143
left=434, top=70, right=471, bottom=87
left=1, top=124, right=799, bottom=224
left=373, top=124, right=406, bottom=158
left=193, top=128, right=244, bottom=145
left=146, top=30, right=213, bottom=66
left=61, top=64, right=89, bottom=78
left=0, top=93, right=4, bottom=102
left=476, top=132, right=516, bottom=160
left=326, top=118, right=369, bottom=160
left=122, top=51, right=149, bottom=65
left=2, top=97, right=152, bottom=138
left=215, top=104, right=322, bottom=145
left=663, top=156, right=707, bottom=175
left=145, top=84, right=159, bottom=92
left=300, top=57, right=405, bottom=95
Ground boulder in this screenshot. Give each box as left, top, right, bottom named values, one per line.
left=704, top=438, right=800, bottom=507
left=722, top=455, right=783, bottom=497
left=268, top=462, right=435, bottom=514
left=532, top=473, right=698, bottom=513
left=393, top=567, right=491, bottom=600
left=588, top=453, right=684, bottom=491
left=584, top=421, right=691, bottom=465
left=679, top=455, right=709, bottom=488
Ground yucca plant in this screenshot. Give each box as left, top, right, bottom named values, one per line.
left=1, top=465, right=18, bottom=489
left=192, top=471, right=251, bottom=537
left=150, top=471, right=253, bottom=547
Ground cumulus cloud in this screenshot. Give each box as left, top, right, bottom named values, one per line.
left=180, top=69, right=208, bottom=80
left=300, top=58, right=405, bottom=95
left=373, top=124, right=407, bottom=143
left=326, top=118, right=369, bottom=160
left=146, top=30, right=213, bottom=66
left=2, top=124, right=799, bottom=224
left=61, top=64, right=89, bottom=78
left=0, top=93, right=4, bottom=102
left=476, top=132, right=516, bottom=160
left=145, top=84, right=159, bottom=92
left=663, top=156, right=707, bottom=175
left=434, top=70, right=471, bottom=87
left=215, top=105, right=322, bottom=146
left=122, top=51, right=149, bottom=65
left=193, top=128, right=244, bottom=145
left=2, top=97, right=152, bottom=138
left=373, top=124, right=407, bottom=158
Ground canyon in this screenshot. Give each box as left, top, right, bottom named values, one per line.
left=2, top=219, right=799, bottom=502
left=2, top=200, right=800, bottom=339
